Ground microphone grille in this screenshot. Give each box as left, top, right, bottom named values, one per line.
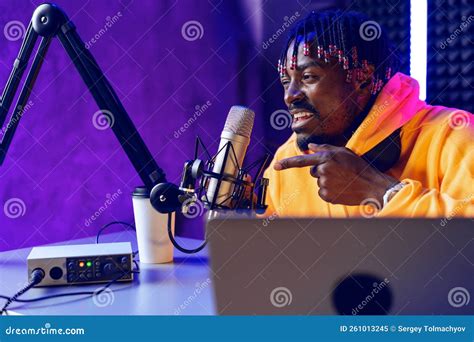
left=223, top=106, right=255, bottom=138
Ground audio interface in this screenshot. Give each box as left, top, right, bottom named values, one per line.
left=27, top=242, right=134, bottom=287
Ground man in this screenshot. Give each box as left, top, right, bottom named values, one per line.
left=263, top=10, right=473, bottom=218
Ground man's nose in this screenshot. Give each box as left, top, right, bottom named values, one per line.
left=285, top=82, right=304, bottom=106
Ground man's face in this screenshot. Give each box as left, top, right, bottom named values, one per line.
left=280, top=38, right=363, bottom=150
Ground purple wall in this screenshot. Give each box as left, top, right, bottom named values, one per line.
left=0, top=0, right=272, bottom=251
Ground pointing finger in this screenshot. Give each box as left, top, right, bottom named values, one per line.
left=274, top=152, right=332, bottom=171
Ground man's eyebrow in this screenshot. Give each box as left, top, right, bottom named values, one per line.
left=296, top=61, right=323, bottom=71
left=279, top=60, right=323, bottom=79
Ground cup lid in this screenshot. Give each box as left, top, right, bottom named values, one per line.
left=132, top=186, right=150, bottom=198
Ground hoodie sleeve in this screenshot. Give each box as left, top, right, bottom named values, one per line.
left=378, top=111, right=474, bottom=217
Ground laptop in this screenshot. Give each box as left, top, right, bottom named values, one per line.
left=207, top=217, right=473, bottom=315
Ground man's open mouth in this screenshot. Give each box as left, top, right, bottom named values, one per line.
left=291, top=111, right=315, bottom=129
left=292, top=111, right=314, bottom=122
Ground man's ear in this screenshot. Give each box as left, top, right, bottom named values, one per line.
left=350, top=64, right=375, bottom=96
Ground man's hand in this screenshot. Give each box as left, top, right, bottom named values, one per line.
left=274, top=143, right=398, bottom=206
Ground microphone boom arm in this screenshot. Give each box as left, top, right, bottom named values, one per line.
left=0, top=3, right=166, bottom=190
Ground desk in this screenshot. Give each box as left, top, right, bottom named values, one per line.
left=0, top=232, right=214, bottom=315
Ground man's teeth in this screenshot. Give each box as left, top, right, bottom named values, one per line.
left=293, top=112, right=314, bottom=120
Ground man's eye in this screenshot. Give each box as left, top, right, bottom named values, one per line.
left=280, top=79, right=290, bottom=86
left=303, top=74, right=318, bottom=81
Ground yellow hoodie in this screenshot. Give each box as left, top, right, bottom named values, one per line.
left=263, top=73, right=474, bottom=218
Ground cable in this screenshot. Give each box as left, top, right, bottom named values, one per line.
left=0, top=270, right=139, bottom=312
left=96, top=221, right=135, bottom=244
left=96, top=215, right=206, bottom=255
left=0, top=268, right=45, bottom=315
left=167, top=212, right=207, bottom=254
left=96, top=221, right=139, bottom=257
left=133, top=259, right=140, bottom=272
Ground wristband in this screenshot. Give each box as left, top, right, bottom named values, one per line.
left=382, top=182, right=406, bottom=208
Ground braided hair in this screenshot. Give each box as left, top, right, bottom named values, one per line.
left=277, top=10, right=400, bottom=95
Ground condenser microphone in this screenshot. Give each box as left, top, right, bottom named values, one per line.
left=206, top=105, right=255, bottom=208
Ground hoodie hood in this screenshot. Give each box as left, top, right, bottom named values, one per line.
left=346, top=72, right=426, bottom=155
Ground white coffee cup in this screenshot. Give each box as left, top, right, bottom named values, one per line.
left=132, top=186, right=175, bottom=263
